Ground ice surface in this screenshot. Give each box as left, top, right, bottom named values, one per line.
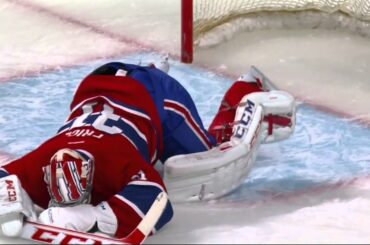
left=0, top=0, right=369, bottom=244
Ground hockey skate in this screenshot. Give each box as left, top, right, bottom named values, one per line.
left=149, top=54, right=170, bottom=73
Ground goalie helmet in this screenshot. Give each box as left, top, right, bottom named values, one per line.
left=43, top=148, right=95, bottom=207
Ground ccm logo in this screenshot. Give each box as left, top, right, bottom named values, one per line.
left=5, top=180, right=17, bottom=202
left=234, top=99, right=255, bottom=139
left=31, top=227, right=106, bottom=244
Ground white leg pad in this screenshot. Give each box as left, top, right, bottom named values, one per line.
left=0, top=175, right=36, bottom=237
left=164, top=106, right=264, bottom=202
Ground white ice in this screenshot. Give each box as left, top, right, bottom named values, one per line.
left=0, top=0, right=369, bottom=244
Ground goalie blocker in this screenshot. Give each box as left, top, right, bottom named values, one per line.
left=163, top=89, right=296, bottom=202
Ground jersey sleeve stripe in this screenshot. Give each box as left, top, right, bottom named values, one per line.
left=115, top=183, right=165, bottom=218
left=164, top=99, right=213, bottom=149
left=113, top=183, right=172, bottom=235
left=113, top=195, right=145, bottom=218
left=127, top=180, right=165, bottom=192
left=0, top=168, right=8, bottom=178
left=57, top=119, right=75, bottom=134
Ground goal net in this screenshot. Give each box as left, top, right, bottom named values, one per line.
left=181, top=0, right=370, bottom=63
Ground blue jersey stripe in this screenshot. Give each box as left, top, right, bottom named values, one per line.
left=0, top=169, right=9, bottom=178
left=105, top=118, right=150, bottom=163
left=106, top=96, right=150, bottom=120
left=57, top=119, right=75, bottom=134
left=118, top=184, right=173, bottom=231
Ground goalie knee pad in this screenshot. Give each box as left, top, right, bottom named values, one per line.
left=208, top=81, right=263, bottom=144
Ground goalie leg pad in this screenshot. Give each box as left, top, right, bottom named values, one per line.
left=0, top=175, right=36, bottom=237
left=164, top=106, right=264, bottom=202
left=233, top=90, right=296, bottom=144
left=164, top=90, right=295, bottom=202
left=164, top=141, right=260, bottom=202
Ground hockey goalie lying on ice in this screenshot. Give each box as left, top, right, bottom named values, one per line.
left=0, top=59, right=295, bottom=243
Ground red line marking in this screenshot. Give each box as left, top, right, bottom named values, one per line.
left=196, top=64, right=370, bottom=127
left=2, top=0, right=368, bottom=128
left=0, top=50, right=137, bottom=83
left=6, top=0, right=150, bottom=50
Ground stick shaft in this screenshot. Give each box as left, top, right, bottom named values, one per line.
left=20, top=192, right=168, bottom=244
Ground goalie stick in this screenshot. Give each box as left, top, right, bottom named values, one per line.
left=19, top=191, right=168, bottom=244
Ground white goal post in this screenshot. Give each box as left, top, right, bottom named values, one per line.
left=181, top=0, right=370, bottom=63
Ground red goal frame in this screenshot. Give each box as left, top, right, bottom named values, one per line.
left=181, top=0, right=193, bottom=63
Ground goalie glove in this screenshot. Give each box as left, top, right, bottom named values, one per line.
left=0, top=174, right=36, bottom=237
left=232, top=90, right=296, bottom=145
left=38, top=202, right=118, bottom=235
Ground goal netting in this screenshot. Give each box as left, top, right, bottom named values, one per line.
left=181, top=0, right=370, bottom=62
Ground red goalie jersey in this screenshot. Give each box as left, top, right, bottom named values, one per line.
left=1, top=70, right=173, bottom=238
left=0, top=61, right=270, bottom=238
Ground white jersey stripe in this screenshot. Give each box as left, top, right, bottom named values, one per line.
left=71, top=96, right=151, bottom=121
left=127, top=181, right=165, bottom=193
left=164, top=99, right=211, bottom=149
left=164, top=106, right=210, bottom=150
left=114, top=195, right=145, bottom=219
left=0, top=168, right=8, bottom=174
left=113, top=194, right=159, bottom=234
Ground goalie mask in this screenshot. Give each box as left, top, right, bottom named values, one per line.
left=43, top=148, right=95, bottom=207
